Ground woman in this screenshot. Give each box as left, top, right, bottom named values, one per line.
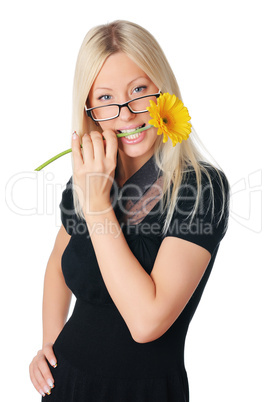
left=29, top=20, right=229, bottom=401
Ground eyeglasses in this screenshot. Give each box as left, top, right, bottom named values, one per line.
left=85, top=92, right=161, bottom=122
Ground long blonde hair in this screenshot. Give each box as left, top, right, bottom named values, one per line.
left=70, top=20, right=226, bottom=235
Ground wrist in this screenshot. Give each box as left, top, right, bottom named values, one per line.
left=83, top=202, right=113, bottom=217
left=42, top=341, right=53, bottom=349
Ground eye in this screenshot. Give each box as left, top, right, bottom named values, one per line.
left=98, top=94, right=112, bottom=101
left=133, top=86, right=147, bottom=94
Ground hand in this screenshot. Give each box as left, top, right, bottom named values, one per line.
left=72, top=130, right=118, bottom=215
left=29, top=342, right=57, bottom=397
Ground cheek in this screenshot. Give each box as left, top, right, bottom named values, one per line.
left=149, top=127, right=159, bottom=142
left=99, top=121, right=113, bottom=132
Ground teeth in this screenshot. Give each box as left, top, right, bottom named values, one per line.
left=120, top=129, right=140, bottom=134
left=119, top=125, right=143, bottom=134
left=125, top=132, right=142, bottom=140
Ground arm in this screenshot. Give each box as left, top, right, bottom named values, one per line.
left=85, top=207, right=210, bottom=343
left=29, top=224, right=72, bottom=397
left=42, top=224, right=72, bottom=347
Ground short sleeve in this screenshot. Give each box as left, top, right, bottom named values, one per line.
left=164, top=167, right=230, bottom=255
left=59, top=176, right=77, bottom=235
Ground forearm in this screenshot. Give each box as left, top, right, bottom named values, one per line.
left=42, top=258, right=72, bottom=348
left=85, top=205, right=156, bottom=341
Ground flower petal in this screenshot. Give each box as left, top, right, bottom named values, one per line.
left=147, top=92, right=192, bottom=147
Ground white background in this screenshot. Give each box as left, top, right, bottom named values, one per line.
left=1, top=0, right=266, bottom=400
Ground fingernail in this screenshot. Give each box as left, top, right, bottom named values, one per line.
left=72, top=131, right=77, bottom=139
left=44, top=385, right=51, bottom=395
left=39, top=389, right=45, bottom=397
left=47, top=378, right=54, bottom=387
left=50, top=359, right=57, bottom=368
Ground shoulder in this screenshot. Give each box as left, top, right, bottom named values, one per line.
left=60, top=176, right=74, bottom=213
left=182, top=162, right=229, bottom=194
left=59, top=176, right=80, bottom=236
left=179, top=163, right=230, bottom=220
left=164, top=163, right=230, bottom=254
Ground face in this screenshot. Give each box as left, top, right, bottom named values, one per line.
left=88, top=52, right=159, bottom=161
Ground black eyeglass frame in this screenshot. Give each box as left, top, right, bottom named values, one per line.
left=85, top=91, right=161, bottom=122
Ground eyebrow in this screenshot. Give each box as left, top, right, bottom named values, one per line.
left=128, top=76, right=149, bottom=86
left=93, top=76, right=149, bottom=92
left=93, top=87, right=113, bottom=91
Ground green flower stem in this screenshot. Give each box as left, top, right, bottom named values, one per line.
left=34, top=124, right=154, bottom=171
left=116, top=124, right=153, bottom=137
left=34, top=148, right=76, bottom=171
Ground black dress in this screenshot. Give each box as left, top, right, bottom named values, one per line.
left=43, top=155, right=229, bottom=401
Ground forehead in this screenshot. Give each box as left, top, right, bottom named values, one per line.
left=91, top=52, right=150, bottom=90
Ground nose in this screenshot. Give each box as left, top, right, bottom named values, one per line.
left=119, top=104, right=135, bottom=121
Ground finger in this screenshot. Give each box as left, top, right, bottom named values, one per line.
left=33, top=365, right=53, bottom=396
left=43, top=343, right=57, bottom=368
left=103, top=129, right=118, bottom=162
left=72, top=131, right=83, bottom=170
left=89, top=131, right=105, bottom=160
left=29, top=362, right=45, bottom=397
left=81, top=133, right=94, bottom=163
left=29, top=362, right=51, bottom=397
left=39, top=354, right=55, bottom=382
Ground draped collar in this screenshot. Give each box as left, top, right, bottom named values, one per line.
left=111, top=154, right=164, bottom=225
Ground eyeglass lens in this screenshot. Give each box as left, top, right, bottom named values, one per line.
left=91, top=94, right=158, bottom=121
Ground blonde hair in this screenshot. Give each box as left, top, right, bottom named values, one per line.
left=70, top=20, right=227, bottom=235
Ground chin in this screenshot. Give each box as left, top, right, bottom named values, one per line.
left=118, top=142, right=153, bottom=157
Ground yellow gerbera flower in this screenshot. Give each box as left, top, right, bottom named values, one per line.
left=147, top=92, right=192, bottom=147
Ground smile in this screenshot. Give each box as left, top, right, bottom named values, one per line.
left=117, top=124, right=146, bottom=138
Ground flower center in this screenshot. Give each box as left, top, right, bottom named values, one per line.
left=163, top=117, right=168, bottom=124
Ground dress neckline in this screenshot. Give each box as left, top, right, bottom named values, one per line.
left=112, top=154, right=162, bottom=200
left=111, top=154, right=164, bottom=226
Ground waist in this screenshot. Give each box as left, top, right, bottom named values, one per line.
left=53, top=298, right=185, bottom=376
